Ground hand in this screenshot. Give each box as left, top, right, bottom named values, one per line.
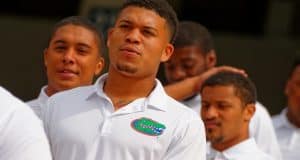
left=194, top=66, right=247, bottom=92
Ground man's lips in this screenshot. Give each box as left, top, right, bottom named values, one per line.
left=204, top=120, right=220, bottom=129
left=119, top=46, right=141, bottom=56
left=57, top=69, right=79, bottom=79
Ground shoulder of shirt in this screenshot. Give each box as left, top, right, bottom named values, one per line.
left=49, top=85, right=94, bottom=102
left=253, top=101, right=272, bottom=120
left=26, top=98, right=38, bottom=106
left=164, top=95, right=201, bottom=121
left=271, top=113, right=282, bottom=128
left=0, top=87, right=35, bottom=117
left=255, top=102, right=271, bottom=114
left=253, top=150, right=274, bottom=160
left=256, top=148, right=275, bottom=160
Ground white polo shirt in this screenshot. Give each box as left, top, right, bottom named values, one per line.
left=249, top=102, right=282, bottom=160
left=43, top=74, right=206, bottom=160
left=0, top=86, right=52, bottom=160
left=27, top=86, right=49, bottom=119
left=184, top=96, right=282, bottom=160
left=182, top=94, right=201, bottom=113
left=207, top=138, right=274, bottom=160
left=272, top=108, right=300, bottom=160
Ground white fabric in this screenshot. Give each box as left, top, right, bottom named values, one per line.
left=182, top=95, right=201, bottom=113
left=27, top=86, right=49, bottom=119
left=0, top=86, right=52, bottom=160
left=43, top=74, right=206, bottom=160
left=184, top=97, right=281, bottom=160
left=207, top=138, right=273, bottom=160
left=249, top=102, right=282, bottom=160
left=272, top=108, right=300, bottom=160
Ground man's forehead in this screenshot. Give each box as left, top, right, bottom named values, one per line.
left=118, top=6, right=166, bottom=25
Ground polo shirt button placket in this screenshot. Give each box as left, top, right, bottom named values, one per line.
left=100, top=117, right=112, bottom=136
left=215, top=152, right=226, bottom=160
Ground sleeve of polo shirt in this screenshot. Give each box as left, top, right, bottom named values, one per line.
left=163, top=114, right=206, bottom=160
left=250, top=102, right=282, bottom=160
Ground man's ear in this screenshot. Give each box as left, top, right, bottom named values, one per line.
left=43, top=48, right=48, bottom=67
left=106, top=28, right=114, bottom=48
left=94, top=57, right=105, bottom=76
left=243, top=103, right=256, bottom=122
left=160, top=43, right=174, bottom=62
left=205, top=50, right=217, bottom=69
left=285, top=80, right=291, bottom=96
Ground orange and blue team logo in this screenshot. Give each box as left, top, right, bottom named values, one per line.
left=131, top=117, right=166, bottom=136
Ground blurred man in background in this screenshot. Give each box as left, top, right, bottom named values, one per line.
left=27, top=16, right=104, bottom=118
left=272, top=58, right=300, bottom=160
left=164, top=21, right=281, bottom=160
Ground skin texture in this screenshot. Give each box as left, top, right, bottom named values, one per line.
left=285, top=65, right=300, bottom=128
left=44, top=24, right=104, bottom=96
left=105, top=6, right=174, bottom=109
left=201, top=85, right=255, bottom=151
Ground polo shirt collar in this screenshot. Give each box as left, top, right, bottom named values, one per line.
left=209, top=138, right=257, bottom=159
left=145, top=79, right=168, bottom=112
left=222, top=138, right=256, bottom=158
left=37, top=85, right=49, bottom=106
left=277, top=108, right=299, bottom=129
left=86, top=73, right=167, bottom=112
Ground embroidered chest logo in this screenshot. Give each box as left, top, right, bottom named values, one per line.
left=131, top=117, right=166, bottom=136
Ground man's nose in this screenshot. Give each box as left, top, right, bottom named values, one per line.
left=62, top=49, right=75, bottom=64
left=202, top=105, right=219, bottom=119
left=125, top=28, right=141, bottom=44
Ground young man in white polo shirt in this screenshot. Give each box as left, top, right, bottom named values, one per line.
left=272, top=59, right=300, bottom=160
left=27, top=16, right=104, bottom=118
left=164, top=21, right=281, bottom=160
left=43, top=0, right=206, bottom=160
left=200, top=72, right=273, bottom=160
left=0, top=86, right=52, bottom=160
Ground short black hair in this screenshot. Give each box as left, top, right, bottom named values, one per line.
left=48, top=16, right=104, bottom=56
left=201, top=71, right=257, bottom=106
left=174, top=21, right=214, bottom=55
left=288, top=58, right=300, bottom=78
left=117, top=0, right=178, bottom=44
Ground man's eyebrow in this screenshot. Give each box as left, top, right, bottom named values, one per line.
left=77, top=43, right=92, bottom=49
left=143, top=26, right=158, bottom=33
left=118, top=19, right=158, bottom=33
left=53, top=40, right=66, bottom=44
left=53, top=40, right=92, bottom=48
left=118, top=19, right=132, bottom=24
left=181, top=57, right=196, bottom=62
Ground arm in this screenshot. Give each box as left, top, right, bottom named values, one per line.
left=164, top=66, right=247, bottom=100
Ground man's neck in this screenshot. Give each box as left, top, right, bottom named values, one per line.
left=287, top=109, right=300, bottom=128
left=104, top=70, right=156, bottom=110
left=212, top=128, right=249, bottom=152
left=45, top=85, right=57, bottom=97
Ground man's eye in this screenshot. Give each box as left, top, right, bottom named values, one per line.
left=55, top=46, right=66, bottom=52
left=201, top=103, right=209, bottom=109
left=217, top=104, right=230, bottom=110
left=119, top=24, right=129, bottom=29
left=183, top=63, right=194, bottom=69
left=77, top=48, right=89, bottom=55
left=143, top=30, right=155, bottom=36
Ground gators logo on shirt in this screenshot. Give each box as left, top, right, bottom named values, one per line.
left=131, top=117, right=166, bottom=136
